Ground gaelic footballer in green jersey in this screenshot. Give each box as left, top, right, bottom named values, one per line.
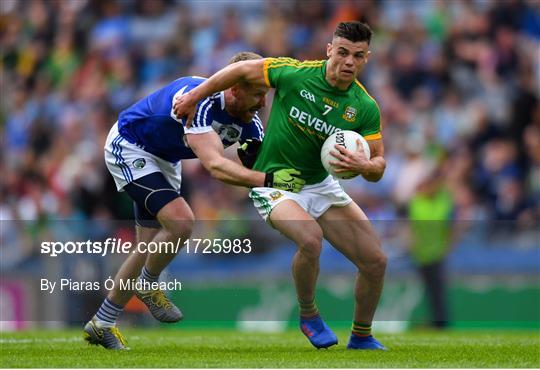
left=253, top=57, right=382, bottom=184
left=173, top=21, right=387, bottom=351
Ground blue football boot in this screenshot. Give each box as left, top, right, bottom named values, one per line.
left=300, top=315, right=338, bottom=349
left=347, top=334, right=387, bottom=350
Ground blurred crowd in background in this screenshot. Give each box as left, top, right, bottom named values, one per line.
left=1, top=0, right=539, bottom=267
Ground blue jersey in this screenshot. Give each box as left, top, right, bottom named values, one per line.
left=117, top=76, right=264, bottom=163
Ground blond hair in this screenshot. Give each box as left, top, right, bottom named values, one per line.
left=228, top=51, right=263, bottom=64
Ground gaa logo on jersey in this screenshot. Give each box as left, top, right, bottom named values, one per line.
left=132, top=158, right=146, bottom=169
left=342, top=106, right=357, bottom=122
left=300, top=89, right=316, bottom=103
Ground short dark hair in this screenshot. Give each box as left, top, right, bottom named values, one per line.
left=333, top=21, right=373, bottom=45
left=229, top=51, right=263, bottom=64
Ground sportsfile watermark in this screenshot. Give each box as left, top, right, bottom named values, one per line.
left=40, top=237, right=253, bottom=257
left=1, top=219, right=538, bottom=323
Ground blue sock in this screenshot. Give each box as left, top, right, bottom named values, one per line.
left=139, top=266, right=159, bottom=284
left=95, top=298, right=123, bottom=327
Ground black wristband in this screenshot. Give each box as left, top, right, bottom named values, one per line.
left=264, top=172, right=273, bottom=188
left=237, top=147, right=257, bottom=169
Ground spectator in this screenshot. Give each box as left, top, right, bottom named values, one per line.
left=408, top=169, right=454, bottom=328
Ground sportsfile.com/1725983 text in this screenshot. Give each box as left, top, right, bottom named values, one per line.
left=39, top=238, right=253, bottom=257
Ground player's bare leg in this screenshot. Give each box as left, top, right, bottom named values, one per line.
left=83, top=226, right=158, bottom=350
left=106, top=226, right=158, bottom=306
left=268, top=200, right=337, bottom=348
left=270, top=200, right=322, bottom=304
left=134, top=197, right=194, bottom=323
left=317, top=202, right=387, bottom=350
left=84, top=198, right=193, bottom=349
left=143, top=198, right=194, bottom=273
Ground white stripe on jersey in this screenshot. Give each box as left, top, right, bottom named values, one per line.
left=253, top=115, right=264, bottom=140
left=194, top=98, right=211, bottom=127
left=202, top=98, right=213, bottom=127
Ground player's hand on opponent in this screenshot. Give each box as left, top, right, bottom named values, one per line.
left=329, top=139, right=370, bottom=176
left=173, top=93, right=198, bottom=128
left=264, top=169, right=305, bottom=193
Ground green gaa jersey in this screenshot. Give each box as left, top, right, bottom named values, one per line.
left=253, top=57, right=382, bottom=184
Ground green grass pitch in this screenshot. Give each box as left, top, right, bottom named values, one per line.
left=1, top=328, right=539, bottom=368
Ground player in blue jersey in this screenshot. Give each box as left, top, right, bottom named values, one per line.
left=83, top=52, right=305, bottom=350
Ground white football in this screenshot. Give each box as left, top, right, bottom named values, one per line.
left=321, top=130, right=371, bottom=179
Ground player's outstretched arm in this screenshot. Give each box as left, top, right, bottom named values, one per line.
left=173, top=59, right=266, bottom=127
left=330, top=138, right=386, bottom=182
left=186, top=132, right=305, bottom=192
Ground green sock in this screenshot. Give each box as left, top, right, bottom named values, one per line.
left=352, top=321, right=372, bottom=337
left=299, top=299, right=319, bottom=318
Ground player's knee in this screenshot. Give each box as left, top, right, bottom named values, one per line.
left=157, top=195, right=194, bottom=228
left=297, top=230, right=323, bottom=260
left=362, top=252, right=387, bottom=279
left=159, top=206, right=195, bottom=241
left=163, top=219, right=193, bottom=242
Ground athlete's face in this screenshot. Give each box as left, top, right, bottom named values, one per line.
left=230, top=83, right=268, bottom=123
left=326, top=37, right=370, bottom=87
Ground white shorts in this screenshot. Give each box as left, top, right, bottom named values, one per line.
left=249, top=176, right=352, bottom=221
left=104, top=123, right=182, bottom=192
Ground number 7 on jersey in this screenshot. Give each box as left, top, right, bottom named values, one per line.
left=323, top=104, right=333, bottom=115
